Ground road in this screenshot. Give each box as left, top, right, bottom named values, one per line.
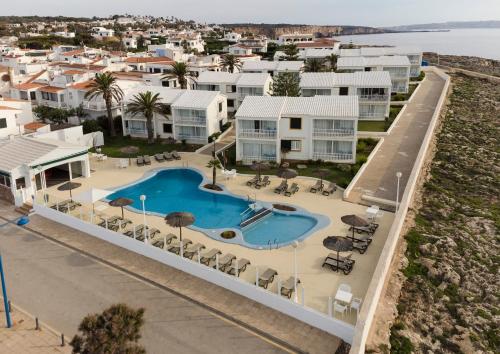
left=0, top=221, right=287, bottom=354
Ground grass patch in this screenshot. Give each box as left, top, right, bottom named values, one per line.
left=391, top=84, right=418, bottom=102
left=358, top=106, right=403, bottom=132
left=99, top=136, right=202, bottom=158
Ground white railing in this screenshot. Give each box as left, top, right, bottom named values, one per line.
left=176, top=134, right=206, bottom=141
left=242, top=155, right=277, bottom=162
left=239, top=129, right=277, bottom=139
left=82, top=101, right=119, bottom=111
left=175, top=118, right=206, bottom=126
left=359, top=112, right=385, bottom=119
left=128, top=128, right=147, bottom=135
left=39, top=99, right=63, bottom=108
left=313, top=129, right=355, bottom=137
left=313, top=152, right=353, bottom=161
left=358, top=94, right=389, bottom=102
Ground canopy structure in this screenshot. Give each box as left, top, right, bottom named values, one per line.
left=276, top=168, right=298, bottom=181
left=109, top=197, right=134, bottom=219
left=341, top=214, right=369, bottom=240
left=73, top=188, right=113, bottom=212
left=165, top=212, right=195, bottom=241
left=323, top=236, right=353, bottom=262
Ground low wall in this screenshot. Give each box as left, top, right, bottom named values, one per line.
left=349, top=67, right=451, bottom=353
left=34, top=203, right=355, bottom=344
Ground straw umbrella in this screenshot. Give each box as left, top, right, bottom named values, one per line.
left=250, top=161, right=269, bottom=180
left=120, top=145, right=139, bottom=165
left=276, top=168, right=298, bottom=182
left=341, top=214, right=369, bottom=241
left=313, top=168, right=330, bottom=187
left=57, top=181, right=82, bottom=200
left=109, top=197, right=134, bottom=219
left=323, top=236, right=353, bottom=266
left=165, top=212, right=195, bottom=242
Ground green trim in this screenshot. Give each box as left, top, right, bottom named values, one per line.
left=29, top=150, right=88, bottom=168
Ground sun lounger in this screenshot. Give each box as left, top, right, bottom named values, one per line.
left=226, top=258, right=251, bottom=277
left=280, top=277, right=301, bottom=299
left=284, top=183, right=299, bottom=197
left=256, top=268, right=278, bottom=289
left=135, top=227, right=160, bottom=241
left=136, top=156, right=144, bottom=166
left=254, top=176, right=270, bottom=189
left=215, top=253, right=236, bottom=271
left=151, top=233, right=177, bottom=249
left=154, top=153, right=165, bottom=162
left=163, top=152, right=173, bottom=161
left=123, top=224, right=146, bottom=238
left=349, top=222, right=379, bottom=236
left=274, top=181, right=288, bottom=194
left=322, top=182, right=337, bottom=196
left=49, top=199, right=72, bottom=210
left=183, top=243, right=206, bottom=260
left=55, top=200, right=82, bottom=213
left=310, top=180, right=323, bottom=193
left=246, top=175, right=259, bottom=186
left=143, top=155, right=151, bottom=165
left=171, top=151, right=181, bottom=160
left=351, top=239, right=370, bottom=254
left=200, top=248, right=222, bottom=265
left=327, top=252, right=353, bottom=261
left=322, top=256, right=355, bottom=275
left=167, top=239, right=192, bottom=255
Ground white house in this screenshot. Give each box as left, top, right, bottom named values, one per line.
left=196, top=71, right=272, bottom=113
left=337, top=56, right=411, bottom=93
left=122, top=37, right=138, bottom=49
left=274, top=48, right=338, bottom=62
left=224, top=32, right=242, bottom=42
left=237, top=37, right=268, bottom=53
left=225, top=44, right=253, bottom=57
left=241, top=60, right=304, bottom=77
left=0, top=105, right=22, bottom=138
left=277, top=33, right=314, bottom=45
left=340, top=46, right=422, bottom=77
left=122, top=87, right=227, bottom=144
left=300, top=71, right=392, bottom=121
left=91, top=27, right=115, bottom=39
left=235, top=96, right=358, bottom=164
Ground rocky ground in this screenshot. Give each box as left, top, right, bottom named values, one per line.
left=388, top=73, right=499, bottom=353
left=424, top=53, right=500, bottom=77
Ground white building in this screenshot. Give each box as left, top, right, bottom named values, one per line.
left=274, top=48, right=338, bottom=62
left=225, top=44, right=253, bottom=56
left=91, top=27, right=115, bottom=39
left=196, top=71, right=272, bottom=113
left=122, top=37, right=138, bottom=49
left=241, top=60, right=304, bottom=77
left=277, top=33, right=314, bottom=45
left=235, top=96, right=358, bottom=164
left=237, top=37, right=268, bottom=53
left=337, top=56, right=411, bottom=93
left=122, top=87, right=227, bottom=144
left=300, top=71, right=392, bottom=121
left=340, top=46, right=422, bottom=77
left=224, top=32, right=242, bottom=42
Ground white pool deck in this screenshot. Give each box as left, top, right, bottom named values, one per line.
left=41, top=152, right=394, bottom=325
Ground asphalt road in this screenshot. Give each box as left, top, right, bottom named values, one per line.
left=0, top=221, right=288, bottom=354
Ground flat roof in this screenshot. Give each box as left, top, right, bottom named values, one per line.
left=242, top=60, right=303, bottom=72
left=337, top=55, right=411, bottom=67
left=300, top=71, right=392, bottom=88
left=172, top=90, right=220, bottom=109
left=340, top=46, right=421, bottom=57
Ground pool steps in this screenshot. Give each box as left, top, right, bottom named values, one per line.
left=240, top=208, right=273, bottom=229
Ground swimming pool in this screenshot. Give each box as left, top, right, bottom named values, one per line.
left=107, top=168, right=329, bottom=249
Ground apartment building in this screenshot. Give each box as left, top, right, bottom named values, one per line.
left=235, top=96, right=358, bottom=164
left=340, top=46, right=422, bottom=77
left=277, top=33, right=314, bottom=45
left=196, top=71, right=272, bottom=113
left=91, top=27, right=115, bottom=39
left=300, top=71, right=392, bottom=120
left=274, top=48, right=338, bottom=61
left=0, top=98, right=35, bottom=138
left=241, top=60, right=304, bottom=77
left=122, top=87, right=227, bottom=144
left=237, top=37, right=268, bottom=53
left=224, top=32, right=242, bottom=42
left=337, top=56, right=411, bottom=93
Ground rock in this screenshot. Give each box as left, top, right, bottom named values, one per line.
left=433, top=326, right=443, bottom=337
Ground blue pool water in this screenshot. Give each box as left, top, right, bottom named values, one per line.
left=108, top=168, right=327, bottom=248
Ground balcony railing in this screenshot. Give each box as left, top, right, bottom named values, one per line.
left=241, top=155, right=277, bottom=163
left=313, top=152, right=353, bottom=162
left=39, top=99, right=66, bottom=108
left=176, top=134, right=206, bottom=141
left=359, top=112, right=385, bottom=120
left=238, top=129, right=277, bottom=139
left=313, top=129, right=355, bottom=137
left=175, top=118, right=206, bottom=126
left=358, top=94, right=389, bottom=102
left=128, top=128, right=147, bottom=135
left=82, top=101, right=120, bottom=111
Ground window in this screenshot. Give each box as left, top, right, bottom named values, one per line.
left=339, top=87, right=349, bottom=96
left=163, top=123, right=173, bottom=133
left=162, top=81, right=169, bottom=87
left=289, top=117, right=302, bottom=130
left=291, top=140, right=302, bottom=151
left=218, top=102, right=223, bottom=112
left=227, top=99, right=234, bottom=108
left=0, top=118, right=6, bottom=129
left=20, top=91, right=28, bottom=100
left=0, top=175, right=11, bottom=187
left=30, top=91, right=36, bottom=100
left=364, top=67, right=372, bottom=72
left=15, top=177, right=26, bottom=190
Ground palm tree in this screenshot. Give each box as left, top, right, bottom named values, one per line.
left=220, top=54, right=242, bottom=73
left=126, top=91, right=170, bottom=144
left=304, top=58, right=325, bottom=73
left=206, top=158, right=222, bottom=187
left=85, top=72, right=124, bottom=137
left=325, top=53, right=338, bottom=71
left=162, top=62, right=197, bottom=89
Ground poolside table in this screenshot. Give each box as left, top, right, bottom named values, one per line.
left=334, top=289, right=353, bottom=305
left=366, top=206, right=379, bottom=220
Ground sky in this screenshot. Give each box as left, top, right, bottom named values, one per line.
left=3, top=0, right=500, bottom=27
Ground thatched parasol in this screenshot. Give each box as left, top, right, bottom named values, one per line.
left=276, top=168, right=298, bottom=181
left=109, top=197, right=134, bottom=219
left=165, top=212, right=195, bottom=241
left=250, top=161, right=269, bottom=180
left=57, top=181, right=82, bottom=200
left=120, top=145, right=139, bottom=164
left=341, top=214, right=369, bottom=240
left=323, top=236, right=353, bottom=263
left=313, top=168, right=330, bottom=187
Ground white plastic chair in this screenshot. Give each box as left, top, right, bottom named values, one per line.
left=350, top=297, right=362, bottom=316
left=333, top=301, right=347, bottom=318
left=338, top=283, right=352, bottom=293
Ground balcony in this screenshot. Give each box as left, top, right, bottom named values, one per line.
left=39, top=99, right=66, bottom=108
left=128, top=128, right=147, bottom=135
left=313, top=129, right=355, bottom=138
left=176, top=134, right=206, bottom=142
left=175, top=118, right=206, bottom=126
left=313, top=152, right=353, bottom=162
left=359, top=112, right=385, bottom=120
left=82, top=101, right=120, bottom=111
left=241, top=155, right=277, bottom=163
left=358, top=94, right=389, bottom=102
left=238, top=129, right=277, bottom=139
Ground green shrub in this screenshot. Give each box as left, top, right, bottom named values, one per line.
left=82, top=119, right=102, bottom=134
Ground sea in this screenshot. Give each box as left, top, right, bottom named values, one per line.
left=334, top=28, right=500, bottom=60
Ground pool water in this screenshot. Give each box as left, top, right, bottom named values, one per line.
left=108, top=168, right=326, bottom=248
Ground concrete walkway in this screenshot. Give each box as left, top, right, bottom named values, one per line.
left=347, top=70, right=447, bottom=205
left=0, top=202, right=341, bottom=354
left=198, top=126, right=236, bottom=156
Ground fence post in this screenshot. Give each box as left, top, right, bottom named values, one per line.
left=215, top=254, right=219, bottom=271
left=197, top=250, right=201, bottom=263
left=133, top=226, right=136, bottom=239
left=328, top=296, right=332, bottom=317
left=179, top=241, right=183, bottom=258
left=255, top=268, right=259, bottom=287
left=301, top=288, right=305, bottom=306
left=277, top=278, right=281, bottom=295
left=233, top=258, right=238, bottom=277
left=105, top=218, right=108, bottom=230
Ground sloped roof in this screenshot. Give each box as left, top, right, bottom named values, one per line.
left=300, top=71, right=392, bottom=88
left=197, top=71, right=240, bottom=84
left=337, top=55, right=411, bottom=67
left=171, top=90, right=220, bottom=109
left=242, top=61, right=303, bottom=72
left=236, top=73, right=270, bottom=86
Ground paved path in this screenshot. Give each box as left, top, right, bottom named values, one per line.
left=0, top=221, right=288, bottom=354
left=347, top=70, right=447, bottom=205
left=198, top=126, right=236, bottom=156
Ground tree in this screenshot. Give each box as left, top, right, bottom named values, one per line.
left=70, top=304, right=145, bottom=354
left=220, top=54, right=242, bottom=73
left=162, top=62, right=197, bottom=89
left=126, top=91, right=170, bottom=144
left=304, top=58, right=325, bottom=73
left=325, top=54, right=338, bottom=71
left=85, top=73, right=124, bottom=137
left=271, top=71, right=300, bottom=97
left=82, top=120, right=102, bottom=134
left=206, top=158, right=222, bottom=187
left=282, top=44, right=299, bottom=61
